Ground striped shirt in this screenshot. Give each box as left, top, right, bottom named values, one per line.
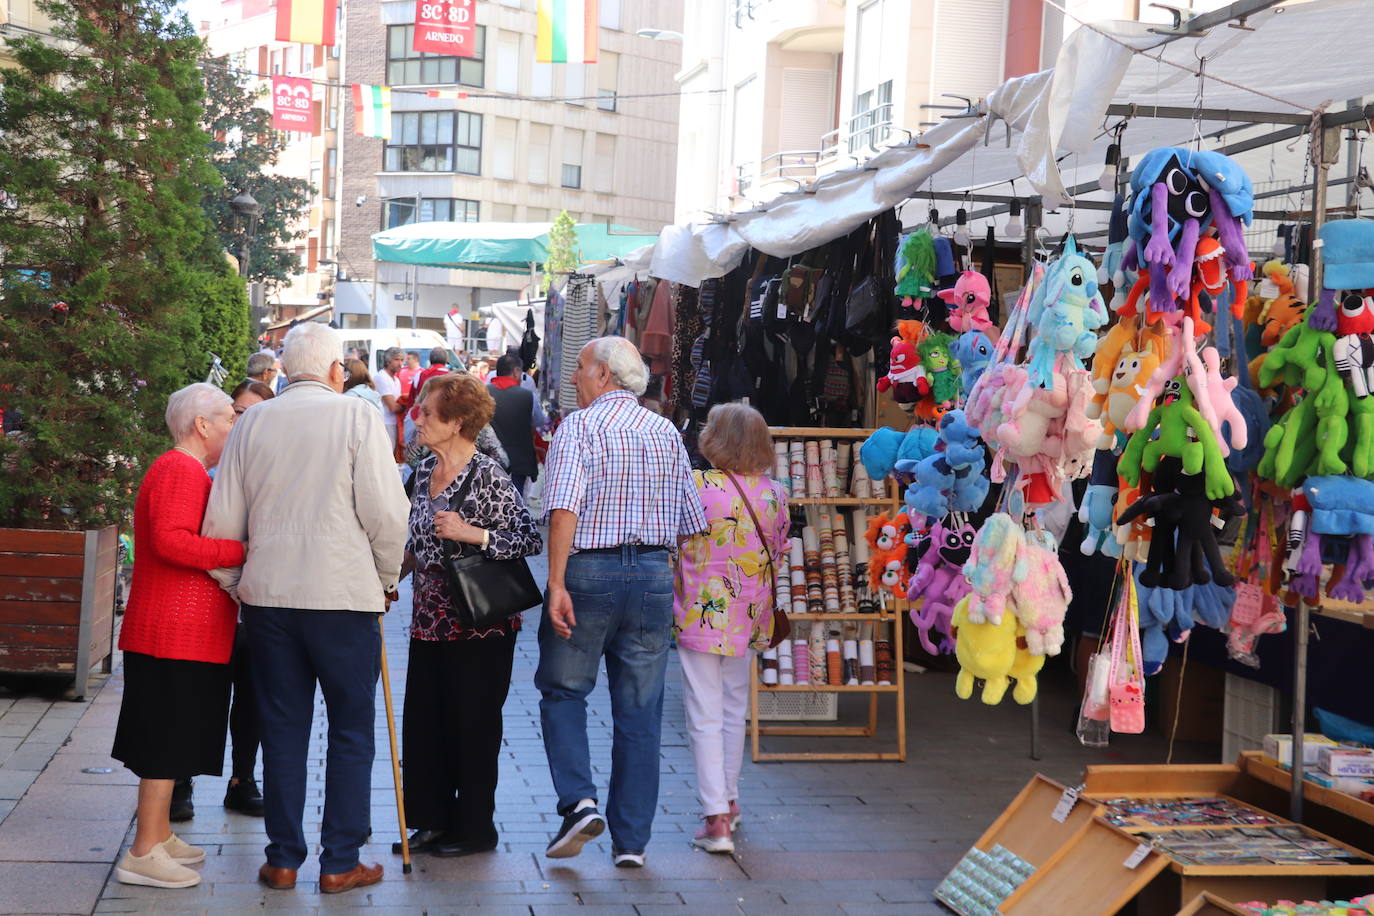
left=543, top=390, right=707, bottom=550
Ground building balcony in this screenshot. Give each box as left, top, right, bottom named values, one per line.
left=734, top=0, right=845, bottom=53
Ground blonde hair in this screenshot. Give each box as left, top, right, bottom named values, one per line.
left=699, top=402, right=774, bottom=475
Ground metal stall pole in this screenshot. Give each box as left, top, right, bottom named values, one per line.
left=1291, top=599, right=1310, bottom=824
left=1020, top=196, right=1043, bottom=761
left=1308, top=117, right=1338, bottom=301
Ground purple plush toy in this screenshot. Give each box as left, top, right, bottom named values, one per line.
left=907, top=515, right=976, bottom=654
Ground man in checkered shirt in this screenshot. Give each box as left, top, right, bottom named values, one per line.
left=535, top=336, right=707, bottom=868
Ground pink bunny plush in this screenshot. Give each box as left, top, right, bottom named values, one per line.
left=1011, top=531, right=1072, bottom=656
left=938, top=270, right=995, bottom=335
left=962, top=513, right=1027, bottom=624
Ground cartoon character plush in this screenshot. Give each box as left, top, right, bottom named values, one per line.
left=865, top=512, right=912, bottom=599
left=1120, top=374, right=1235, bottom=502
left=865, top=511, right=908, bottom=554
left=1024, top=238, right=1109, bottom=385
left=1011, top=530, right=1072, bottom=656
left=953, top=330, right=995, bottom=398
left=895, top=229, right=937, bottom=304
left=1334, top=293, right=1374, bottom=398
left=876, top=339, right=925, bottom=399
left=1093, top=342, right=1163, bottom=450
left=1116, top=456, right=1241, bottom=590
left=916, top=332, right=961, bottom=408
left=937, top=270, right=995, bottom=335
left=961, top=513, right=1026, bottom=624
left=905, top=409, right=988, bottom=520
left=950, top=595, right=1044, bottom=705
left=906, top=516, right=975, bottom=654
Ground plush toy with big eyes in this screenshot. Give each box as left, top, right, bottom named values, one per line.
left=1117, top=456, right=1242, bottom=590
left=906, top=515, right=975, bottom=655
left=1120, top=374, right=1235, bottom=502
left=953, top=330, right=995, bottom=398
left=916, top=332, right=961, bottom=408
left=937, top=270, right=995, bottom=336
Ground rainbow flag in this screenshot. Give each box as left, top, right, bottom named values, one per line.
left=275, top=0, right=337, bottom=46
left=536, top=0, right=598, bottom=64
left=351, top=84, right=391, bottom=139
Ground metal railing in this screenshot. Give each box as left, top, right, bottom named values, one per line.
left=760, top=150, right=820, bottom=185
left=821, top=101, right=895, bottom=160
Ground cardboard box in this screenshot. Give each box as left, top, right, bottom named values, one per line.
left=1319, top=745, right=1374, bottom=778
left=1264, top=733, right=1336, bottom=767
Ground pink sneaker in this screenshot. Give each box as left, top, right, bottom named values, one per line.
left=691, top=815, right=734, bottom=854
left=728, top=799, right=741, bottom=831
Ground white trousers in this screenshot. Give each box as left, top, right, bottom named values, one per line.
left=678, top=647, right=752, bottom=817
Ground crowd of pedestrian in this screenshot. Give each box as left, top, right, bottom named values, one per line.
left=111, top=324, right=788, bottom=894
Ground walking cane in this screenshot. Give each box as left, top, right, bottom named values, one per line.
left=377, top=615, right=412, bottom=874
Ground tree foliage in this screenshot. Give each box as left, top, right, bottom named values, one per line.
left=193, top=259, right=252, bottom=387
left=543, top=210, right=579, bottom=293
left=0, top=0, right=222, bottom=529
left=200, top=58, right=313, bottom=291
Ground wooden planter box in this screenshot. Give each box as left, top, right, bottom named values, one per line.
left=0, top=525, right=118, bottom=699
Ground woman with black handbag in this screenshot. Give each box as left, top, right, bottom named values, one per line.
left=393, top=372, right=543, bottom=858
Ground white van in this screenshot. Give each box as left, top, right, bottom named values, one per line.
left=337, top=329, right=460, bottom=373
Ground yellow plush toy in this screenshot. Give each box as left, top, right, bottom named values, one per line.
left=950, top=595, right=1045, bottom=705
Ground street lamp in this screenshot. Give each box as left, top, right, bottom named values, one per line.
left=229, top=190, right=261, bottom=279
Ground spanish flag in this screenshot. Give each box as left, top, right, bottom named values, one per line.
left=276, top=0, right=338, bottom=47
left=351, top=84, right=391, bottom=139
left=536, top=0, right=599, bottom=64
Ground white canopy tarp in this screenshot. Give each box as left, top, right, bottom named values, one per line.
left=652, top=0, right=1374, bottom=286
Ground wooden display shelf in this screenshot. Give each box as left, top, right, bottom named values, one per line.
left=1175, top=892, right=1253, bottom=916
left=749, top=426, right=906, bottom=763
left=1241, top=750, right=1374, bottom=826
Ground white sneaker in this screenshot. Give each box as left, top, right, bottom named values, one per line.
left=612, top=850, right=645, bottom=868
left=115, top=845, right=202, bottom=888
left=160, top=833, right=205, bottom=865
left=691, top=817, right=735, bottom=855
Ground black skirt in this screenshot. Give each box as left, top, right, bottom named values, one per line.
left=112, top=650, right=232, bottom=780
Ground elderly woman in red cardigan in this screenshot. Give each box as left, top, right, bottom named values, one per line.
left=111, top=383, right=244, bottom=889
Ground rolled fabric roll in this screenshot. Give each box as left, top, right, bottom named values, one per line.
left=804, top=441, right=823, bottom=498
left=792, top=635, right=810, bottom=684
left=802, top=526, right=823, bottom=612
left=777, top=639, right=794, bottom=685
left=789, top=441, right=806, bottom=498
left=818, top=514, right=841, bottom=613
left=850, top=460, right=873, bottom=499
left=837, top=442, right=852, bottom=495
left=833, top=512, right=857, bottom=613
left=761, top=649, right=779, bottom=685
left=843, top=635, right=860, bottom=685
left=774, top=442, right=791, bottom=496
left=825, top=634, right=842, bottom=685
left=859, top=623, right=876, bottom=685
left=821, top=439, right=839, bottom=497
left=809, top=622, right=827, bottom=684
left=875, top=623, right=895, bottom=685
left=788, top=538, right=808, bottom=615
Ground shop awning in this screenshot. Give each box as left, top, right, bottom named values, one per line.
left=651, top=0, right=1374, bottom=286
left=370, top=221, right=662, bottom=275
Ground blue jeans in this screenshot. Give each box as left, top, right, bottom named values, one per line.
left=241, top=605, right=380, bottom=875
left=535, top=547, right=673, bottom=854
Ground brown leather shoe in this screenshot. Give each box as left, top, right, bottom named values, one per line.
left=319, top=862, right=383, bottom=894
left=258, top=863, right=297, bottom=890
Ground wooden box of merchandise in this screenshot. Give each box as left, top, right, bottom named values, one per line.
left=937, top=761, right=1374, bottom=916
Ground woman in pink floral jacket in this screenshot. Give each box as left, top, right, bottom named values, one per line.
left=673, top=403, right=789, bottom=855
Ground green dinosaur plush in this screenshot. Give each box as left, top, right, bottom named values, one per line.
left=1259, top=317, right=1334, bottom=393
left=916, top=332, right=961, bottom=405
left=1119, top=376, right=1234, bottom=500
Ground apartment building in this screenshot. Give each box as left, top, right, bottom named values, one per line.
left=200, top=0, right=343, bottom=332
left=203, top=0, right=682, bottom=334
left=1, top=0, right=56, bottom=66
left=336, top=0, right=682, bottom=332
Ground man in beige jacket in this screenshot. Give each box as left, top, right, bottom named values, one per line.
left=205, top=321, right=409, bottom=895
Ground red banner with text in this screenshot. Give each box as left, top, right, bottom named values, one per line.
left=271, top=76, right=316, bottom=132
left=413, top=0, right=476, bottom=57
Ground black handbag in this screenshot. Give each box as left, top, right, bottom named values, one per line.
left=439, top=461, right=542, bottom=630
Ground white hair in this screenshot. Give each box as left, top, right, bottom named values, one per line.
left=281, top=322, right=342, bottom=380
left=585, top=336, right=648, bottom=396
left=166, top=383, right=232, bottom=441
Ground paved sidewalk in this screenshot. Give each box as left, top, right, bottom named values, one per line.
left=0, top=550, right=1210, bottom=915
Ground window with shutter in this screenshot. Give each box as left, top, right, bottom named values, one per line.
left=528, top=123, right=551, bottom=184
left=593, top=134, right=615, bottom=193
left=492, top=117, right=517, bottom=180
left=779, top=68, right=835, bottom=154
left=931, top=0, right=1008, bottom=106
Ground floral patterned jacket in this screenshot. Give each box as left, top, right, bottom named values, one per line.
left=673, top=470, right=790, bottom=656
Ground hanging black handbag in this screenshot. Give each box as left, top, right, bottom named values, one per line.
left=439, top=461, right=542, bottom=629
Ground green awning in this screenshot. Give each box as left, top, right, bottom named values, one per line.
left=370, top=221, right=660, bottom=275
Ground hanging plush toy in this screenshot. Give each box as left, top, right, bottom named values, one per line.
left=866, top=512, right=912, bottom=599
left=1091, top=340, right=1164, bottom=450
left=1011, top=530, right=1071, bottom=656
left=953, top=330, right=995, bottom=398
left=1117, top=455, right=1241, bottom=590
left=937, top=270, right=997, bottom=337
left=906, top=515, right=975, bottom=654
left=916, top=331, right=961, bottom=410
left=1024, top=237, right=1109, bottom=386
left=962, top=513, right=1026, bottom=624
left=894, top=229, right=937, bottom=305
left=905, top=409, right=989, bottom=521
left=950, top=595, right=1044, bottom=705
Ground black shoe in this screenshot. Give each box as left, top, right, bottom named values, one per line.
left=223, top=777, right=265, bottom=817
left=391, top=829, right=448, bottom=855
left=169, top=777, right=194, bottom=823
left=545, top=806, right=605, bottom=859
left=432, top=837, right=498, bottom=858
